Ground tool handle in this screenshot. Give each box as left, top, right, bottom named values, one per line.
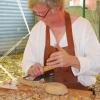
left=43, top=66, right=55, bottom=72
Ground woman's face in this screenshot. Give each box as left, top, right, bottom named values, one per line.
left=32, top=3, right=65, bottom=27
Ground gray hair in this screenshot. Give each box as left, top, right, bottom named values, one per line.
left=28, top=0, right=64, bottom=9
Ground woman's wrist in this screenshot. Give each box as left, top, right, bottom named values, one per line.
left=71, top=56, right=80, bottom=69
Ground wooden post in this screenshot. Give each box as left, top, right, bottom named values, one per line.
left=83, top=0, right=86, bottom=18
left=96, top=0, right=100, bottom=42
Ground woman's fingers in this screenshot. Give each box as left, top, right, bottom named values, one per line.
left=28, top=67, right=35, bottom=77
left=28, top=63, right=43, bottom=77
left=47, top=54, right=60, bottom=62
left=46, top=59, right=60, bottom=66
left=34, top=66, right=43, bottom=76
left=48, top=63, right=63, bottom=68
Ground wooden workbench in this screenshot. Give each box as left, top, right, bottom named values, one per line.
left=0, top=80, right=95, bottom=100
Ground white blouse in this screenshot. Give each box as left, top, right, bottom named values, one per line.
left=22, top=17, right=100, bottom=86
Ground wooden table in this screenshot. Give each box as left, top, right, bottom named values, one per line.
left=68, top=89, right=94, bottom=99
left=0, top=80, right=95, bottom=100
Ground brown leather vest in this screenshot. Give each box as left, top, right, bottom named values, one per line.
left=44, top=12, right=88, bottom=90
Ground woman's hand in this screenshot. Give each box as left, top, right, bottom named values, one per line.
left=28, top=63, right=43, bottom=77
left=46, top=45, right=80, bottom=68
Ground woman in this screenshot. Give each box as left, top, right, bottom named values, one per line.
left=22, top=0, right=100, bottom=89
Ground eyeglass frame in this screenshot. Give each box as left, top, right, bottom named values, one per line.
left=32, top=5, right=51, bottom=18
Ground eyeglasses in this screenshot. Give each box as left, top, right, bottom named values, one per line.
left=33, top=6, right=51, bottom=18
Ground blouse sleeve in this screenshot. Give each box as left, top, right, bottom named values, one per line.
left=21, top=21, right=46, bottom=75
left=21, top=30, right=37, bottom=75
left=72, top=19, right=100, bottom=86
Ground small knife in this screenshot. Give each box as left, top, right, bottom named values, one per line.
left=24, top=66, right=55, bottom=81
